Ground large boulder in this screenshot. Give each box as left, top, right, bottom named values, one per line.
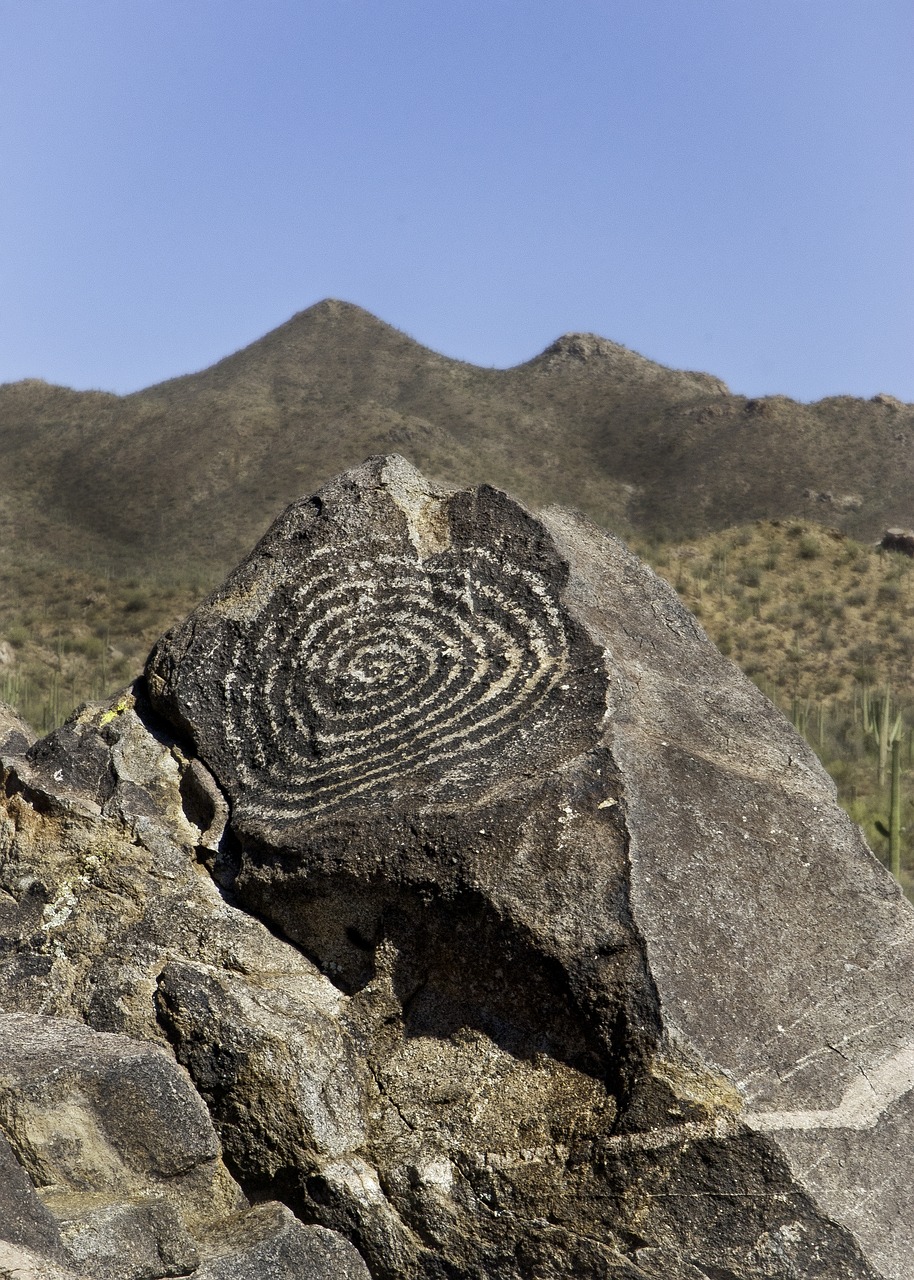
left=141, top=455, right=912, bottom=1278
left=1, top=454, right=912, bottom=1278
left=0, top=1012, right=240, bottom=1279
left=0, top=1009, right=368, bottom=1279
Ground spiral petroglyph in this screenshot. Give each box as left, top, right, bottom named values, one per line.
left=147, top=459, right=606, bottom=832
left=223, top=542, right=578, bottom=821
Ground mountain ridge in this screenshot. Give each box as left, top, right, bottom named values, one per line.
left=1, top=299, right=912, bottom=581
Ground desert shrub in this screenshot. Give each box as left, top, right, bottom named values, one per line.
left=5, top=625, right=29, bottom=649
left=850, top=640, right=879, bottom=665
left=123, top=592, right=149, bottom=614
left=798, top=535, right=820, bottom=560
left=68, top=635, right=104, bottom=659
left=853, top=663, right=879, bottom=685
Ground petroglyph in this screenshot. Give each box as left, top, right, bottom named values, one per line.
left=147, top=458, right=606, bottom=833
left=221, top=543, right=578, bottom=821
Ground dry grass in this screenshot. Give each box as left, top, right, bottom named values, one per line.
left=0, top=561, right=203, bottom=734
left=641, top=520, right=914, bottom=702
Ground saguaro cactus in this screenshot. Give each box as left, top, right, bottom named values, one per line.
left=875, top=717, right=906, bottom=881
left=891, top=737, right=903, bottom=879
left=864, top=685, right=903, bottom=786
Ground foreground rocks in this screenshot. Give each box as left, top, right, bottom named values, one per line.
left=2, top=455, right=913, bottom=1278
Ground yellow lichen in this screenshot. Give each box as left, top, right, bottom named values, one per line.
left=98, top=691, right=135, bottom=726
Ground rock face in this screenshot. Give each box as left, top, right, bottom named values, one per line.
left=0, top=692, right=371, bottom=1279
left=2, top=455, right=914, bottom=1278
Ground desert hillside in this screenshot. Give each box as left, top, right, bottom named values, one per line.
left=1, top=300, right=912, bottom=581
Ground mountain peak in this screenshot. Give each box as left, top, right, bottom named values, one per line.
left=527, top=331, right=728, bottom=394
left=537, top=332, right=632, bottom=365
left=287, top=298, right=377, bottom=324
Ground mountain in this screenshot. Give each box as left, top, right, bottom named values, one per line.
left=2, top=299, right=912, bottom=580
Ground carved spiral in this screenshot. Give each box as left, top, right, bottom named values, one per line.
left=220, top=544, right=577, bottom=822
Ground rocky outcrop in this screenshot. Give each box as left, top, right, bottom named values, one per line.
left=2, top=456, right=914, bottom=1278
left=879, top=527, right=914, bottom=556
left=0, top=701, right=31, bottom=755
left=0, top=693, right=371, bottom=1279
left=0, top=1012, right=241, bottom=1279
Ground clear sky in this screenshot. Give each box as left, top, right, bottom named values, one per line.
left=1, top=0, right=911, bottom=401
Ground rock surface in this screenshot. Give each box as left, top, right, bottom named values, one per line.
left=0, top=692, right=372, bottom=1278
left=1, top=455, right=913, bottom=1278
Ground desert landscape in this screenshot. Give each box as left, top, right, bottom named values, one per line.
left=3, top=302, right=913, bottom=891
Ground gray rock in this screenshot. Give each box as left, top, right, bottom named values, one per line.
left=0, top=1242, right=80, bottom=1280
left=0, top=1012, right=240, bottom=1277
left=541, top=503, right=914, bottom=1276
left=0, top=1128, right=65, bottom=1259
left=2, top=456, right=913, bottom=1277
left=0, top=1011, right=366, bottom=1280
left=0, top=685, right=323, bottom=1038
left=193, top=1202, right=369, bottom=1280
left=54, top=1200, right=199, bottom=1280
left=138, top=455, right=914, bottom=1278
left=0, top=696, right=374, bottom=1276
left=0, top=700, right=32, bottom=756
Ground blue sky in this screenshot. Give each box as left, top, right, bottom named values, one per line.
left=1, top=0, right=911, bottom=401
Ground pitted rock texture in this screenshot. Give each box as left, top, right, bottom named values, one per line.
left=2, top=457, right=913, bottom=1278
left=0, top=1011, right=367, bottom=1280
left=0, top=700, right=32, bottom=756
left=0, top=695, right=373, bottom=1279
